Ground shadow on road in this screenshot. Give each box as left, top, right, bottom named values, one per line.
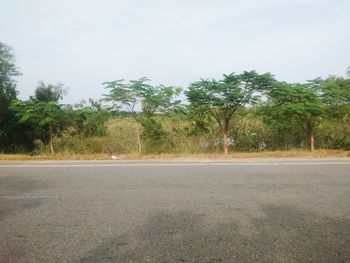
left=79, top=204, right=350, bottom=263
left=0, top=176, right=48, bottom=221
left=0, top=176, right=50, bottom=262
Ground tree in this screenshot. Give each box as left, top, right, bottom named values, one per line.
left=32, top=81, right=68, bottom=102
left=11, top=100, right=72, bottom=154
left=103, top=78, right=148, bottom=153
left=262, top=81, right=324, bottom=152
left=185, top=71, right=274, bottom=154
left=72, top=99, right=109, bottom=137
left=322, top=76, right=350, bottom=107
left=320, top=73, right=350, bottom=149
left=10, top=79, right=72, bottom=154
left=0, top=42, right=22, bottom=151
left=0, top=42, right=20, bottom=90
left=103, top=78, right=181, bottom=153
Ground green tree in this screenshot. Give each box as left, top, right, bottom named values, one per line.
left=185, top=71, right=274, bottom=154
left=0, top=42, right=23, bottom=151
left=32, top=81, right=68, bottom=102
left=262, top=81, right=324, bottom=152
left=103, top=78, right=181, bottom=153
left=72, top=99, right=109, bottom=137
left=0, top=42, right=19, bottom=91
left=320, top=73, right=350, bottom=149
left=11, top=100, right=72, bottom=154
left=322, top=75, right=350, bottom=108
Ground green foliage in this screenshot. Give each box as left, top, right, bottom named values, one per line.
left=321, top=76, right=350, bottom=119
left=316, top=118, right=350, bottom=150
left=0, top=42, right=19, bottom=118
left=1, top=42, right=350, bottom=155
left=0, top=42, right=30, bottom=152
left=261, top=81, right=324, bottom=151
left=264, top=83, right=323, bottom=120
left=186, top=71, right=275, bottom=153
left=103, top=78, right=181, bottom=116
left=140, top=117, right=172, bottom=154
left=11, top=100, right=73, bottom=154
left=72, top=99, right=110, bottom=137
left=186, top=71, right=274, bottom=114
left=183, top=105, right=215, bottom=136
left=318, top=74, right=350, bottom=149
left=32, top=81, right=68, bottom=102
left=103, top=78, right=182, bottom=153
left=321, top=76, right=350, bottom=105
left=0, top=42, right=20, bottom=89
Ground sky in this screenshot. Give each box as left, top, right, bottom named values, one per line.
left=1, top=0, right=350, bottom=104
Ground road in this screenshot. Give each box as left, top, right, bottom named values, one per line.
left=0, top=159, right=350, bottom=262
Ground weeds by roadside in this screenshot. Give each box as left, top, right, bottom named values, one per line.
left=0, top=149, right=348, bottom=161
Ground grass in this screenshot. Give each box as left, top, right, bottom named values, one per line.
left=0, top=153, right=111, bottom=161
left=0, top=149, right=349, bottom=161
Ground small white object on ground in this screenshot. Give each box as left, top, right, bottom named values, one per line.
left=111, top=155, right=119, bottom=160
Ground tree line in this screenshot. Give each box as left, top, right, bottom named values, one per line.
left=1, top=42, right=349, bottom=154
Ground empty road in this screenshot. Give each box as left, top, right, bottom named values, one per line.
left=1, top=159, right=350, bottom=262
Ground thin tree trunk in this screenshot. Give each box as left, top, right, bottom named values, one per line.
left=136, top=124, right=142, bottom=153
left=306, top=121, right=314, bottom=152
left=222, top=120, right=229, bottom=155
left=310, top=132, right=314, bottom=152
left=49, top=126, right=55, bottom=154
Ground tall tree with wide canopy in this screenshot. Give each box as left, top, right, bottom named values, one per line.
left=103, top=78, right=181, bottom=153
left=263, top=81, right=324, bottom=152
left=185, top=71, right=274, bottom=154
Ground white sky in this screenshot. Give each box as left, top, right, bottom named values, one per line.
left=1, top=0, right=349, bottom=104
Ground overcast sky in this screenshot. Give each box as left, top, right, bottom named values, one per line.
left=1, top=0, right=349, bottom=104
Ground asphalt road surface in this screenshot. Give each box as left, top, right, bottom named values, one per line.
left=0, top=159, right=350, bottom=263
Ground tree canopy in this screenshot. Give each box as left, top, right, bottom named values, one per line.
left=186, top=71, right=275, bottom=154
left=32, top=81, right=68, bottom=102
left=1, top=43, right=349, bottom=154
left=261, top=81, right=324, bottom=151
left=0, top=42, right=25, bottom=151
left=103, top=78, right=181, bottom=153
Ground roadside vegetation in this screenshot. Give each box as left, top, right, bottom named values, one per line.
left=1, top=42, right=349, bottom=159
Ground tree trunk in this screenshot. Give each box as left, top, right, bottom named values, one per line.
left=306, top=121, right=314, bottom=152
left=136, top=124, right=142, bottom=154
left=310, top=132, right=314, bottom=152
left=222, top=120, right=229, bottom=155
left=49, top=126, right=55, bottom=154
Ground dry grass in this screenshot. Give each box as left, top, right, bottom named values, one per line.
left=0, top=149, right=349, bottom=161
left=0, top=153, right=111, bottom=161
left=119, top=149, right=350, bottom=160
